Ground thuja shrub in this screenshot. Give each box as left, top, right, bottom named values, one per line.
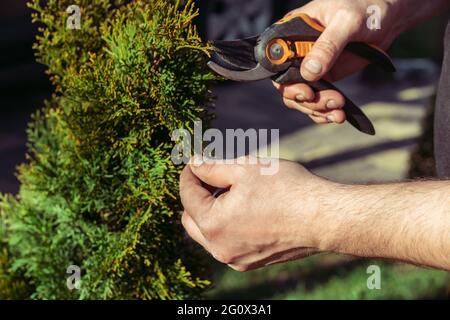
left=0, top=0, right=213, bottom=299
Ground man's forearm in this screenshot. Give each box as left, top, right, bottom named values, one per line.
left=319, top=181, right=450, bottom=270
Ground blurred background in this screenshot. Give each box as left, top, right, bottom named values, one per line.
left=1, top=0, right=449, bottom=299
left=0, top=0, right=51, bottom=193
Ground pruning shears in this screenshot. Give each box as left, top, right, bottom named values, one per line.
left=207, top=13, right=396, bottom=136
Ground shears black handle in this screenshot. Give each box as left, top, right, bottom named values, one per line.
left=263, top=13, right=396, bottom=135
left=274, top=66, right=375, bottom=135
left=258, top=13, right=395, bottom=74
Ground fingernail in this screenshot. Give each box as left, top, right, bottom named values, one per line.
left=326, top=100, right=338, bottom=109
left=326, top=114, right=336, bottom=123
left=296, top=93, right=306, bottom=102
left=304, top=59, right=322, bottom=75
left=190, top=154, right=204, bottom=167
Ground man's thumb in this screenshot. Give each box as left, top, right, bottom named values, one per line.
left=189, top=156, right=242, bottom=188
left=301, top=17, right=355, bottom=81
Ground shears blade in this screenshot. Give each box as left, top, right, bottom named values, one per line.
left=207, top=61, right=277, bottom=82
left=209, top=36, right=259, bottom=70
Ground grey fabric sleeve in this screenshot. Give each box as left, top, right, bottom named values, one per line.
left=434, top=20, right=450, bottom=178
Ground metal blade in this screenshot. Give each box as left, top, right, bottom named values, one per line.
left=211, top=52, right=254, bottom=71
left=208, top=61, right=277, bottom=82
left=210, top=36, right=259, bottom=70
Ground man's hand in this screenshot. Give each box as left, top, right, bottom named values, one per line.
left=276, top=0, right=450, bottom=124
left=180, top=157, right=450, bottom=271
left=179, top=157, right=329, bottom=271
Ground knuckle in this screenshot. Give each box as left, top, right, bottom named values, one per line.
left=199, top=218, right=220, bottom=241
left=315, top=39, right=339, bottom=60
left=336, top=8, right=364, bottom=33
left=228, top=264, right=250, bottom=272
left=336, top=7, right=358, bottom=20
left=202, top=163, right=215, bottom=179
left=212, top=249, right=235, bottom=264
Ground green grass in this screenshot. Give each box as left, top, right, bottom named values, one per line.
left=206, top=254, right=449, bottom=300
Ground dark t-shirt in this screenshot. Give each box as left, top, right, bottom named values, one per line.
left=435, top=20, right=450, bottom=178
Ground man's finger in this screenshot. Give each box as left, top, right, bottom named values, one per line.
left=179, top=165, right=214, bottom=220
left=309, top=114, right=330, bottom=124
left=308, top=108, right=346, bottom=124
left=301, top=11, right=361, bottom=82
left=189, top=156, right=244, bottom=188
left=283, top=97, right=326, bottom=118
left=273, top=82, right=315, bottom=102
left=285, top=97, right=346, bottom=124
left=181, top=212, right=209, bottom=250
left=325, top=109, right=346, bottom=124
left=288, top=89, right=346, bottom=112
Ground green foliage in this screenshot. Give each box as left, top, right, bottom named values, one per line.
left=0, top=200, right=34, bottom=299
left=0, top=0, right=213, bottom=299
